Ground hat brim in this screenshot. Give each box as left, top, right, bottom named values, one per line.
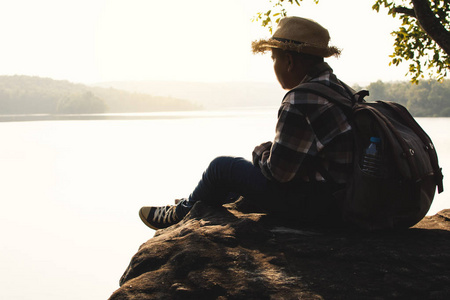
left=251, top=38, right=341, bottom=58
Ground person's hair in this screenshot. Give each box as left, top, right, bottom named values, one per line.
left=288, top=50, right=324, bottom=65
left=273, top=48, right=324, bottom=66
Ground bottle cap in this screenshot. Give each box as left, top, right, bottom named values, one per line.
left=370, top=136, right=381, bottom=143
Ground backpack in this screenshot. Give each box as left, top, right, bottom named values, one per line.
left=295, top=82, right=444, bottom=230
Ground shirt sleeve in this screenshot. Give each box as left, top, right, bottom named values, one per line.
left=260, top=101, right=315, bottom=182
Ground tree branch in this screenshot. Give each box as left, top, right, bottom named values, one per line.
left=411, top=0, right=450, bottom=56
left=394, top=6, right=416, bottom=18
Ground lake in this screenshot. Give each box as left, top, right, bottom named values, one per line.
left=0, top=108, right=448, bottom=300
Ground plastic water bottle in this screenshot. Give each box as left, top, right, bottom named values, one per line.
left=361, top=136, right=383, bottom=177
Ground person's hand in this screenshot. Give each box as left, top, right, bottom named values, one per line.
left=260, top=150, right=270, bottom=164
left=252, top=141, right=272, bottom=166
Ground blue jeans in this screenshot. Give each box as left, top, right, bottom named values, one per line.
left=186, top=156, right=341, bottom=222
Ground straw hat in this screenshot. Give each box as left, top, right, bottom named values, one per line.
left=252, top=16, right=341, bottom=58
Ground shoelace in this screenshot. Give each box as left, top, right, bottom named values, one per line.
left=153, top=206, right=178, bottom=224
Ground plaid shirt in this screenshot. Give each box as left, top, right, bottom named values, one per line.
left=255, top=62, right=353, bottom=184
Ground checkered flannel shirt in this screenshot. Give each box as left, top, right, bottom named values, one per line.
left=257, top=62, right=353, bottom=184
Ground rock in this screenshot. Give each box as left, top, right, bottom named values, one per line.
left=109, top=201, right=450, bottom=299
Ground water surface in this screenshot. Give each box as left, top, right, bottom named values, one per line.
left=0, top=109, right=448, bottom=299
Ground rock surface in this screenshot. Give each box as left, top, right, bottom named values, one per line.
left=109, top=201, right=450, bottom=299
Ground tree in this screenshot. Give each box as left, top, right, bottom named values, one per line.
left=56, top=91, right=107, bottom=114
left=253, top=0, right=450, bottom=83
left=365, top=80, right=450, bottom=116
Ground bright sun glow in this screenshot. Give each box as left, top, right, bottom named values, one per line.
left=1, top=0, right=408, bottom=85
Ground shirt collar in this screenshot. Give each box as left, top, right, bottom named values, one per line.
left=296, top=62, right=333, bottom=86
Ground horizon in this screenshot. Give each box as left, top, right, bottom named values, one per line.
left=2, top=74, right=449, bottom=117
left=0, top=72, right=416, bottom=88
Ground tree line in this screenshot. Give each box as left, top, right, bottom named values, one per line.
left=358, top=80, right=450, bottom=117
left=0, top=75, right=448, bottom=117
left=0, top=76, right=201, bottom=115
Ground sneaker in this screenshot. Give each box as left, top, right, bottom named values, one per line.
left=139, top=199, right=191, bottom=230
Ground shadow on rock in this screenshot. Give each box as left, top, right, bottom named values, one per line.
left=110, top=201, right=450, bottom=299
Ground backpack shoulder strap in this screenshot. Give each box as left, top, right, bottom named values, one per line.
left=289, top=81, right=367, bottom=116
left=291, top=82, right=352, bottom=104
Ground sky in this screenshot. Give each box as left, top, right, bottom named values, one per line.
left=1, top=0, right=411, bottom=85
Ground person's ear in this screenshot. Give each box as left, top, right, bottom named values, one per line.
left=285, top=52, right=295, bottom=72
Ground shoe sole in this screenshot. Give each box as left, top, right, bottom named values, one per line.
left=139, top=208, right=159, bottom=230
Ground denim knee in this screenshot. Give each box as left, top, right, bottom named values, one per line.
left=206, top=156, right=235, bottom=176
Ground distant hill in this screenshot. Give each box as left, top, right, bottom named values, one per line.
left=98, top=79, right=449, bottom=117
left=94, top=80, right=450, bottom=117
left=1, top=76, right=448, bottom=117
left=0, top=76, right=200, bottom=115
left=94, top=81, right=287, bottom=110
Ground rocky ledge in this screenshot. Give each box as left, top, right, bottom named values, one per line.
left=109, top=200, right=450, bottom=299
